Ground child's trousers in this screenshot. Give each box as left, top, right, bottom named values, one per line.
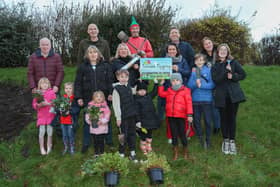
left=119, top=116, right=136, bottom=154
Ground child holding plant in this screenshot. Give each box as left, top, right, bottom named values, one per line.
left=85, top=91, right=111, bottom=158
left=56, top=82, right=79, bottom=155
left=187, top=53, right=215, bottom=149
left=32, top=77, right=56, bottom=155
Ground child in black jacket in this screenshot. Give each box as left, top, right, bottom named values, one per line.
left=135, top=80, right=160, bottom=155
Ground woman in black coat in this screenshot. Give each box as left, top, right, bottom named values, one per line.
left=211, top=43, right=246, bottom=155
left=74, top=45, right=114, bottom=153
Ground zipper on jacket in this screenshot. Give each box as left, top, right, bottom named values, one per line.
left=43, top=58, right=47, bottom=76
left=172, top=91, right=179, bottom=116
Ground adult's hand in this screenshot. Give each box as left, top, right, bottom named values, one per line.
left=53, top=86, right=59, bottom=93
left=187, top=116, right=193, bottom=123
left=227, top=73, right=233, bottom=79
left=107, top=95, right=112, bottom=101
left=31, top=88, right=37, bottom=93
left=133, top=64, right=139, bottom=70
left=172, top=65, right=179, bottom=72
left=78, top=99, right=84, bottom=107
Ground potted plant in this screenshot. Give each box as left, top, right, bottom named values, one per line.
left=32, top=89, right=44, bottom=103
left=52, top=96, right=71, bottom=116
left=140, top=152, right=171, bottom=185
left=85, top=105, right=103, bottom=128
left=81, top=152, right=129, bottom=186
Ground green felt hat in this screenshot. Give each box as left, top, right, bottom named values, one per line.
left=130, top=16, right=139, bottom=28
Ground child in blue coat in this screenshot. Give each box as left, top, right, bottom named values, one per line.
left=187, top=53, right=215, bottom=148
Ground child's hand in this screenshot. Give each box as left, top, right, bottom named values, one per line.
left=187, top=116, right=193, bottom=123
left=160, top=79, right=165, bottom=85
left=117, top=120, right=121, bottom=127
left=97, top=121, right=103, bottom=126
left=196, top=79, right=201, bottom=88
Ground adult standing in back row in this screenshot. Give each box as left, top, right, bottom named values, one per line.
left=27, top=37, right=64, bottom=93
left=126, top=16, right=154, bottom=58
left=161, top=27, right=195, bottom=68
left=77, top=23, right=111, bottom=63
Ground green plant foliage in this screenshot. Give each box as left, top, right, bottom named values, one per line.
left=81, top=153, right=130, bottom=177
left=0, top=2, right=37, bottom=67
left=140, top=152, right=170, bottom=172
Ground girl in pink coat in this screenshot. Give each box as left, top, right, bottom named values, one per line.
left=32, top=77, right=56, bottom=155
left=85, top=91, right=111, bottom=158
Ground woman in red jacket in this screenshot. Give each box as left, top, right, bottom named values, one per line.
left=158, top=73, right=193, bottom=160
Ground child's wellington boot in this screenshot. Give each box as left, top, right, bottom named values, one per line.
left=46, top=136, right=52, bottom=154
left=39, top=137, right=46, bottom=155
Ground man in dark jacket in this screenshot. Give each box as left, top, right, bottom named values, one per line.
left=161, top=27, right=195, bottom=68
left=77, top=23, right=111, bottom=63
left=27, top=37, right=64, bottom=93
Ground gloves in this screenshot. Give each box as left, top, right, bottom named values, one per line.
left=136, top=122, right=142, bottom=128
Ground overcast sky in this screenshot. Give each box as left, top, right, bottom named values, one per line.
left=9, top=0, right=280, bottom=42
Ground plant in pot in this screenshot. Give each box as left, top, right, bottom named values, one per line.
left=52, top=96, right=71, bottom=116
left=85, top=105, right=103, bottom=128
left=140, top=152, right=171, bottom=185
left=81, top=152, right=129, bottom=186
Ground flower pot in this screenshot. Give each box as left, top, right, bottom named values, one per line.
left=148, top=168, right=164, bottom=185
left=104, top=171, right=119, bottom=186
left=91, top=120, right=98, bottom=128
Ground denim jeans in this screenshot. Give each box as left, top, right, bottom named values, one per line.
left=193, top=103, right=212, bottom=143
left=61, top=124, right=74, bottom=145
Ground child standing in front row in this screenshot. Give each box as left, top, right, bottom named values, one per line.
left=135, top=80, right=160, bottom=155
left=85, top=91, right=111, bottom=158
left=32, top=77, right=56, bottom=155
left=60, top=82, right=78, bottom=155
left=112, top=69, right=138, bottom=162
left=187, top=53, right=215, bottom=149
left=158, top=73, right=193, bottom=160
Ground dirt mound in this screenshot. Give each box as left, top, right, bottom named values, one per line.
left=0, top=82, right=33, bottom=141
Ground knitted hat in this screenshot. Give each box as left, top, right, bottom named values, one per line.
left=130, top=16, right=140, bottom=29
left=136, top=81, right=147, bottom=91
left=170, top=73, right=182, bottom=82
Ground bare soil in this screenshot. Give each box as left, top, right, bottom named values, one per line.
left=0, top=82, right=33, bottom=141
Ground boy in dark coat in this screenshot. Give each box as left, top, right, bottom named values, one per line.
left=135, top=80, right=160, bottom=155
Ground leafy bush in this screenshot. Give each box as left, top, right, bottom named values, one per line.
left=0, top=2, right=37, bottom=67
left=140, top=152, right=170, bottom=172
left=256, top=33, right=280, bottom=65
left=81, top=153, right=130, bottom=176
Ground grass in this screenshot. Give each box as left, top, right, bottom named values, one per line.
left=0, top=65, right=280, bottom=187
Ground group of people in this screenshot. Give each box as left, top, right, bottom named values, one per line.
left=27, top=16, right=246, bottom=161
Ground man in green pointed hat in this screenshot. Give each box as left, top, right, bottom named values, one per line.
left=127, top=16, right=154, bottom=57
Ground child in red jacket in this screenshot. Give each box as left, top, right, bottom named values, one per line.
left=158, top=73, right=193, bottom=160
